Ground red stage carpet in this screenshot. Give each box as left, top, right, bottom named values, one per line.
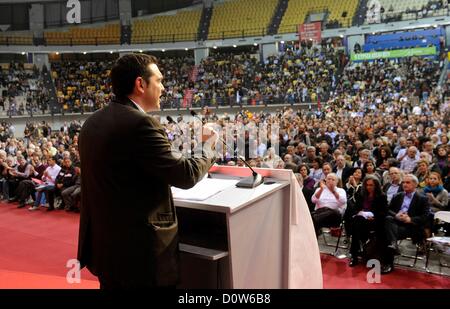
left=1, top=201, right=449, bottom=289
left=0, top=202, right=98, bottom=289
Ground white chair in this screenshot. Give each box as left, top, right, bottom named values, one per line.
left=425, top=211, right=450, bottom=276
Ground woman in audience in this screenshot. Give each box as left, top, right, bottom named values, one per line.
left=363, top=160, right=381, bottom=182
left=423, top=172, right=449, bottom=214
left=309, top=157, right=324, bottom=185
left=375, top=145, right=392, bottom=170
left=347, top=175, right=388, bottom=267
left=299, top=164, right=315, bottom=191
left=343, top=167, right=364, bottom=235
left=415, top=160, right=430, bottom=189
left=345, top=167, right=364, bottom=204
left=433, top=145, right=448, bottom=173
left=299, top=164, right=315, bottom=212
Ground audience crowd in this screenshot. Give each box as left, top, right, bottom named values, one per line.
left=0, top=120, right=81, bottom=212
left=1, top=46, right=449, bottom=275
left=0, top=62, right=49, bottom=116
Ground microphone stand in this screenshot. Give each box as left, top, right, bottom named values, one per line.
left=190, top=110, right=264, bottom=188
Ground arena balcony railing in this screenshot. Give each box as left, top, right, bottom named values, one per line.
left=0, top=95, right=320, bottom=118
left=158, top=95, right=319, bottom=111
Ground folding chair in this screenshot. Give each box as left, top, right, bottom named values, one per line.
left=321, top=219, right=349, bottom=258
left=425, top=211, right=450, bottom=276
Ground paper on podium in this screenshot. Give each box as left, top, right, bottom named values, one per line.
left=171, top=177, right=238, bottom=201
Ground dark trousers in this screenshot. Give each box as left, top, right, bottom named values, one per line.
left=384, top=215, right=419, bottom=264
left=385, top=215, right=416, bottom=245
left=61, top=185, right=81, bottom=209
left=350, top=215, right=375, bottom=256
left=311, top=207, right=342, bottom=236
left=16, top=180, right=36, bottom=203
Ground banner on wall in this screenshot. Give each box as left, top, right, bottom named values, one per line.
left=298, top=22, right=321, bottom=44
left=350, top=46, right=437, bottom=61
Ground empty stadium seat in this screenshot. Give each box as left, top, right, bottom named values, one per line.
left=131, top=9, right=201, bottom=44
left=279, top=0, right=358, bottom=34
left=207, top=0, right=278, bottom=40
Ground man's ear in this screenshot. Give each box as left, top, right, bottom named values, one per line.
left=135, top=77, right=144, bottom=94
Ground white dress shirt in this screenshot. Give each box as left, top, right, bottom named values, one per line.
left=312, top=186, right=347, bottom=215
left=43, top=164, right=62, bottom=185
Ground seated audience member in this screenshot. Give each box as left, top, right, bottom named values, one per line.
left=381, top=158, right=400, bottom=185
left=375, top=145, right=392, bottom=170
left=333, top=155, right=352, bottom=185
left=363, top=160, right=381, bottom=183
left=298, top=164, right=315, bottom=211
left=55, top=157, right=76, bottom=209
left=414, top=160, right=430, bottom=189
left=383, top=167, right=404, bottom=204
left=433, top=145, right=448, bottom=172
left=345, top=167, right=364, bottom=204
left=303, top=146, right=317, bottom=169
left=422, top=172, right=448, bottom=214
left=382, top=174, right=430, bottom=274
left=2, top=156, right=17, bottom=200
left=399, top=146, right=419, bottom=173
left=30, top=156, right=61, bottom=211
left=309, top=157, right=324, bottom=185
left=352, top=149, right=371, bottom=169
left=311, top=173, right=347, bottom=235
left=315, top=162, right=333, bottom=188
left=18, top=155, right=48, bottom=209
left=62, top=164, right=81, bottom=212
left=8, top=155, right=32, bottom=203
left=347, top=175, right=388, bottom=267
left=318, top=142, right=333, bottom=163
left=286, top=145, right=302, bottom=165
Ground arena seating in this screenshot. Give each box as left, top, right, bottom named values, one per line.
left=0, top=33, right=33, bottom=46
left=207, top=0, right=278, bottom=39
left=366, top=0, right=448, bottom=23
left=278, top=0, right=358, bottom=34
left=44, top=23, right=120, bottom=45
left=131, top=9, right=202, bottom=44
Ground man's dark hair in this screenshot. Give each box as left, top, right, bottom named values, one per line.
left=110, top=54, right=158, bottom=100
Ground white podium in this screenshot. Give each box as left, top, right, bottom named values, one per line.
left=174, top=166, right=323, bottom=289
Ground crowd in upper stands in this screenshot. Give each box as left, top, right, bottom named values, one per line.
left=51, top=61, right=114, bottom=113
left=0, top=62, right=49, bottom=116
left=47, top=44, right=345, bottom=112
left=367, top=0, right=449, bottom=24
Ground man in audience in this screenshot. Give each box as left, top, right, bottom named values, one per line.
left=382, top=174, right=430, bottom=274
left=311, top=173, right=347, bottom=236
left=31, top=156, right=61, bottom=211
left=383, top=167, right=404, bottom=203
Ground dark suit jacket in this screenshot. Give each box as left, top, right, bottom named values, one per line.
left=332, top=165, right=352, bottom=185
left=347, top=193, right=388, bottom=236
left=388, top=191, right=430, bottom=228
left=77, top=98, right=215, bottom=287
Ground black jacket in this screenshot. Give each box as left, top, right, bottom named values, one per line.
left=388, top=191, right=430, bottom=228
left=77, top=99, right=215, bottom=287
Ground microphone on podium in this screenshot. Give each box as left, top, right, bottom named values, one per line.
left=166, top=115, right=184, bottom=136
left=190, top=110, right=264, bottom=188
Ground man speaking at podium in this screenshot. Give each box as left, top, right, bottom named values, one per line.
left=78, top=54, right=217, bottom=289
